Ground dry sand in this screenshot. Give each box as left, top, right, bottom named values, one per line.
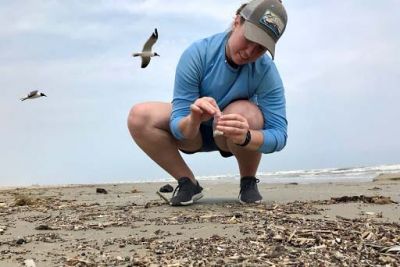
left=0, top=178, right=399, bottom=266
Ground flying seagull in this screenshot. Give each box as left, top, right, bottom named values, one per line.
left=133, top=28, right=160, bottom=68
left=20, top=90, right=47, bottom=101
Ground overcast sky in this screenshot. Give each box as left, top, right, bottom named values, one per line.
left=1, top=0, right=399, bottom=186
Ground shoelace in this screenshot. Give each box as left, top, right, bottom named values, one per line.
left=240, top=178, right=260, bottom=194
left=172, top=179, right=190, bottom=197
left=172, top=184, right=181, bottom=197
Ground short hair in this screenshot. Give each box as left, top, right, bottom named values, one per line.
left=236, top=3, right=247, bottom=24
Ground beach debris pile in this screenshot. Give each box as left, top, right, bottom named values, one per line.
left=0, top=186, right=399, bottom=266
left=330, top=195, right=398, bottom=204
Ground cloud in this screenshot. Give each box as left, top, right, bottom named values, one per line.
left=101, top=0, right=239, bottom=21
left=0, top=0, right=240, bottom=40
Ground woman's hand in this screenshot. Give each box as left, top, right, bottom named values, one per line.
left=189, top=97, right=221, bottom=123
left=180, top=97, right=221, bottom=139
left=215, top=113, right=249, bottom=145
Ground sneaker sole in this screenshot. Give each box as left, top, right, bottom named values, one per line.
left=170, top=192, right=203, bottom=206
left=238, top=194, right=262, bottom=204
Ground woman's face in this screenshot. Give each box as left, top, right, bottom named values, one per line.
left=226, top=16, right=267, bottom=65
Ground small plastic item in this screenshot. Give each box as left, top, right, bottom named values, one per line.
left=213, top=112, right=224, bottom=137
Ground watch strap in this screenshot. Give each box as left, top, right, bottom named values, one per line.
left=237, top=130, right=251, bottom=147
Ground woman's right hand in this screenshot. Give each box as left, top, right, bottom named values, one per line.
left=180, top=97, right=221, bottom=139
left=189, top=97, right=221, bottom=123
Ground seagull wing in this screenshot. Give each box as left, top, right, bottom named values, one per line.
left=28, top=90, right=38, bottom=97
left=141, top=56, right=151, bottom=68
left=142, top=28, right=158, bottom=52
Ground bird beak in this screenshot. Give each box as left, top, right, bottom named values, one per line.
left=43, top=94, right=47, bottom=97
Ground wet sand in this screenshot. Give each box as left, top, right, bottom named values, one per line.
left=0, top=178, right=399, bottom=266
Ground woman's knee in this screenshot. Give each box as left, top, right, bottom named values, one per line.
left=223, top=100, right=264, bottom=129
left=128, top=102, right=171, bottom=138
left=127, top=103, right=151, bottom=135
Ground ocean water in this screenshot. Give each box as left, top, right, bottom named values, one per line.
left=255, top=164, right=400, bottom=184
left=3, top=164, right=399, bottom=188
left=148, top=163, right=400, bottom=185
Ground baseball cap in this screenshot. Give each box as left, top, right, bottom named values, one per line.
left=240, top=0, right=287, bottom=59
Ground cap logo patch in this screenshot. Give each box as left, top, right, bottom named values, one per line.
left=259, top=9, right=284, bottom=39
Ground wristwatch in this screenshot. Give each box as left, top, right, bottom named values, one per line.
left=236, top=130, right=251, bottom=147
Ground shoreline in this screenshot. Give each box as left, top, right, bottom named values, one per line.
left=1, top=168, right=399, bottom=189
left=0, top=175, right=384, bottom=190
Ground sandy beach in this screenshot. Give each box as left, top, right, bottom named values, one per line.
left=1, top=176, right=399, bottom=266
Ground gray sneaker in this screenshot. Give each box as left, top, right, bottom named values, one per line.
left=170, top=177, right=203, bottom=206
left=239, top=176, right=262, bottom=204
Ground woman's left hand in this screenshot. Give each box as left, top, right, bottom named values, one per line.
left=215, top=113, right=249, bottom=145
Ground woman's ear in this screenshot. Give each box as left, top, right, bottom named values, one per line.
left=233, top=15, right=241, bottom=29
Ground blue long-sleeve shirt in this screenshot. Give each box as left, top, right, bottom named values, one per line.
left=170, top=32, right=287, bottom=154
